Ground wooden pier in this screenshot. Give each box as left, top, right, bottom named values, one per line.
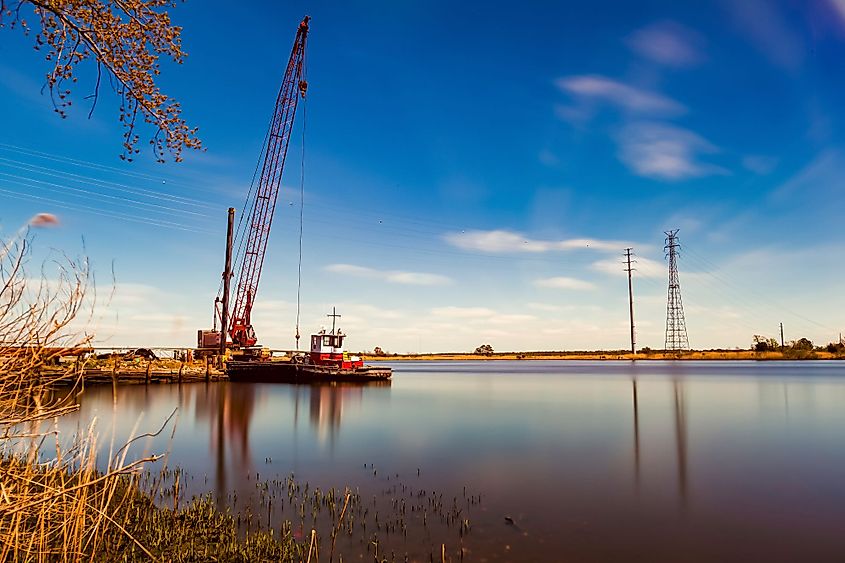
left=40, top=357, right=226, bottom=386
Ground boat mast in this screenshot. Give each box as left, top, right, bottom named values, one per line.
left=328, top=307, right=341, bottom=335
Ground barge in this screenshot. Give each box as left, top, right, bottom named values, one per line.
left=226, top=361, right=391, bottom=383
left=227, top=314, right=392, bottom=383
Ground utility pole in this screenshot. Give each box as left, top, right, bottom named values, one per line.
left=219, top=207, right=235, bottom=360
left=664, top=229, right=690, bottom=351
left=624, top=248, right=636, bottom=357
left=780, top=322, right=785, bottom=349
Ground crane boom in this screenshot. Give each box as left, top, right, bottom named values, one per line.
left=229, top=16, right=309, bottom=348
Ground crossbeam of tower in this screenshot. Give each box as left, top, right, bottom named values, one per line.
left=664, top=229, right=690, bottom=351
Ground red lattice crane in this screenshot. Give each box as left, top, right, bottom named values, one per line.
left=228, top=16, right=309, bottom=348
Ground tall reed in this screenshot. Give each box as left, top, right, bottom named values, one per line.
left=0, top=236, right=309, bottom=562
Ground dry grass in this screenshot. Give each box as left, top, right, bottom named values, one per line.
left=362, top=350, right=844, bottom=361
left=0, top=237, right=306, bottom=561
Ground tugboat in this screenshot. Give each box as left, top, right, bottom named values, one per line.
left=227, top=308, right=392, bottom=384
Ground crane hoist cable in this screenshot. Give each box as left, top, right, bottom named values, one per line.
left=217, top=115, right=272, bottom=302
left=227, top=15, right=310, bottom=348
left=295, top=96, right=306, bottom=350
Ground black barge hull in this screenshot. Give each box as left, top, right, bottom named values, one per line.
left=226, top=361, right=392, bottom=384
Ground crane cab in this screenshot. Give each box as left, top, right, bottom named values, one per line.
left=310, top=329, right=362, bottom=369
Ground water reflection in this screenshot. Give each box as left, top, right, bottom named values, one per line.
left=673, top=376, right=688, bottom=507
left=193, top=383, right=257, bottom=503
left=628, top=369, right=688, bottom=507
left=193, top=381, right=389, bottom=499
left=631, top=375, right=640, bottom=487
left=49, top=361, right=845, bottom=562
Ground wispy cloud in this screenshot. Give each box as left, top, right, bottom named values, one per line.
left=487, top=313, right=538, bottom=324
left=725, top=0, right=804, bottom=70
left=616, top=122, right=726, bottom=181
left=538, top=149, right=560, bottom=166
left=431, top=306, right=496, bottom=318
left=831, top=0, right=845, bottom=27
left=556, top=75, right=686, bottom=116
left=770, top=150, right=844, bottom=202
left=443, top=230, right=632, bottom=253
left=526, top=302, right=603, bottom=313
left=592, top=256, right=665, bottom=278
left=324, top=264, right=452, bottom=286
left=742, top=155, right=777, bottom=175
left=556, top=75, right=725, bottom=180
left=626, top=21, right=705, bottom=68
left=534, top=277, right=596, bottom=290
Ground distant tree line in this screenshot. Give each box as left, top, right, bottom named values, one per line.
left=752, top=334, right=845, bottom=357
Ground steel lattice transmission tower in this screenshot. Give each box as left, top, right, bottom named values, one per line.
left=664, top=229, right=690, bottom=351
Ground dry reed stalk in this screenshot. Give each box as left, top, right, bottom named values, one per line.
left=1, top=237, right=307, bottom=561
left=329, top=491, right=351, bottom=562
left=0, top=236, right=158, bottom=561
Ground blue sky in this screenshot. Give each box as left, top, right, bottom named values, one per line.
left=1, top=0, right=844, bottom=353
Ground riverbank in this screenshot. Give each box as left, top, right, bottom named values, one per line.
left=362, top=349, right=845, bottom=361
left=33, top=349, right=845, bottom=389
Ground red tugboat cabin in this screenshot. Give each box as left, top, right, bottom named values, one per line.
left=310, top=329, right=363, bottom=369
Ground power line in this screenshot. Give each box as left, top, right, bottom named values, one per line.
left=0, top=142, right=210, bottom=192
left=0, top=172, right=214, bottom=221
left=682, top=245, right=836, bottom=333
left=0, top=156, right=216, bottom=210
left=0, top=186, right=216, bottom=234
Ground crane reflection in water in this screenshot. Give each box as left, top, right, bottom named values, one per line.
left=195, top=381, right=389, bottom=502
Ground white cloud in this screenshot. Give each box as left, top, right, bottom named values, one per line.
left=533, top=277, right=596, bottom=290
left=105, top=282, right=160, bottom=306
left=388, top=272, right=452, bottom=285
left=487, top=313, right=537, bottom=324
left=616, top=121, right=726, bottom=181
left=626, top=21, right=705, bottom=68
left=443, top=230, right=632, bottom=254
left=324, top=263, right=452, bottom=286
left=430, top=306, right=495, bottom=318
left=592, top=256, right=665, bottom=278
left=526, top=302, right=603, bottom=313
left=556, top=75, right=686, bottom=116
left=324, top=264, right=373, bottom=277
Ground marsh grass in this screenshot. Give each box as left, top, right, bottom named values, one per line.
left=1, top=237, right=475, bottom=561
left=0, top=237, right=306, bottom=561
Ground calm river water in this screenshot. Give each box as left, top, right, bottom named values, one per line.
left=57, top=361, right=845, bottom=561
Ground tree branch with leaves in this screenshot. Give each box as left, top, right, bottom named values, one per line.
left=0, top=0, right=201, bottom=162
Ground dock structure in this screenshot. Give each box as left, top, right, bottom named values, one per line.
left=39, top=359, right=225, bottom=386
left=12, top=348, right=229, bottom=386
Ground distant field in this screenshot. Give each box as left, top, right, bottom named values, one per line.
left=362, top=350, right=845, bottom=361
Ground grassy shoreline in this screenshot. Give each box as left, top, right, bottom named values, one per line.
left=362, top=349, right=845, bottom=361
